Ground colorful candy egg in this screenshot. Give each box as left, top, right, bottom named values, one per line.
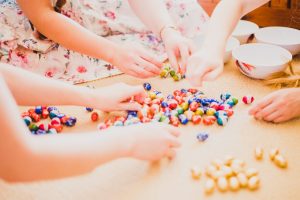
left=168, top=99, right=178, bottom=110
left=97, top=123, right=108, bottom=130
left=197, top=132, right=209, bottom=142
left=86, top=107, right=94, bottom=112
left=217, top=115, right=229, bottom=126
left=184, top=110, right=194, bottom=121
left=36, top=129, right=47, bottom=135
left=180, top=102, right=189, bottom=111
left=49, top=110, right=59, bottom=119
left=189, top=101, right=199, bottom=112
left=29, top=123, right=39, bottom=132
left=160, top=69, right=169, bottom=78
left=178, top=114, right=188, bottom=125
left=51, top=117, right=61, bottom=125
left=195, top=108, right=205, bottom=116
left=39, top=123, right=50, bottom=131
left=192, top=115, right=202, bottom=124
left=242, top=96, right=254, bottom=104
left=41, top=109, right=49, bottom=119
left=48, top=128, right=58, bottom=134
left=206, top=108, right=216, bottom=116
left=203, top=116, right=217, bottom=126
left=31, top=113, right=40, bottom=122
left=91, top=112, right=99, bottom=122
left=220, top=93, right=231, bottom=101
left=35, top=106, right=43, bottom=114
left=23, top=116, right=32, bottom=126
left=143, top=82, right=152, bottom=91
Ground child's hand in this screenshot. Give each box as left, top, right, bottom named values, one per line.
left=113, top=43, right=162, bottom=79
left=123, top=123, right=181, bottom=161
left=249, top=88, right=300, bottom=123
left=161, top=28, right=195, bottom=74
left=186, top=48, right=224, bottom=86
left=92, top=83, right=146, bottom=112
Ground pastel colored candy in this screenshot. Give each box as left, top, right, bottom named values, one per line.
left=192, top=115, right=201, bottom=124
left=242, top=96, right=254, bottom=104
left=91, top=112, right=99, bottom=122
left=23, top=116, right=32, bottom=126
left=143, top=82, right=152, bottom=91
left=197, top=132, right=209, bottom=142
left=217, top=115, right=229, bottom=126
left=220, top=93, right=231, bottom=101
left=206, top=108, right=216, bottom=116
left=86, top=107, right=94, bottom=112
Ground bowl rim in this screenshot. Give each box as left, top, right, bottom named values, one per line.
left=232, top=43, right=293, bottom=67
left=232, top=20, right=259, bottom=37
left=225, top=37, right=240, bottom=53
left=255, top=26, right=300, bottom=46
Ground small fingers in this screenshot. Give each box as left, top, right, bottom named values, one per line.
left=202, top=66, right=223, bottom=81
left=118, top=102, right=142, bottom=111
left=263, top=110, right=282, bottom=122
left=249, top=95, right=274, bottom=115
left=167, top=49, right=179, bottom=72
left=165, top=149, right=176, bottom=159
left=137, top=57, right=161, bottom=75
left=178, top=44, right=189, bottom=74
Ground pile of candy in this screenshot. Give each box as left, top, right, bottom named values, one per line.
left=255, top=147, right=288, bottom=168
left=22, top=106, right=77, bottom=134
left=160, top=63, right=185, bottom=81
left=191, top=156, right=261, bottom=195
left=96, top=83, right=239, bottom=130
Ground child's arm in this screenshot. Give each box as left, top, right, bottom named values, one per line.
left=0, top=63, right=145, bottom=111
left=16, top=0, right=161, bottom=78
left=128, top=0, right=194, bottom=73
left=0, top=73, right=181, bottom=182
left=186, top=0, right=270, bottom=86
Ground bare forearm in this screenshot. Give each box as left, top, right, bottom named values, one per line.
left=203, top=0, right=270, bottom=55
left=0, top=74, right=128, bottom=182
left=17, top=0, right=118, bottom=63
left=10, top=129, right=127, bottom=182
left=203, top=0, right=243, bottom=55
left=0, top=63, right=94, bottom=107
left=128, top=0, right=174, bottom=36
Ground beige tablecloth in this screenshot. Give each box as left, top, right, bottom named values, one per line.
left=0, top=57, right=300, bottom=200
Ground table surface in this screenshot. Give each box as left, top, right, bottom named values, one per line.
left=1, top=57, right=300, bottom=200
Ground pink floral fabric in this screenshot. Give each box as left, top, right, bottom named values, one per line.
left=0, top=0, right=208, bottom=84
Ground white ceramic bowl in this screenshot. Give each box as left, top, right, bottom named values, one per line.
left=232, top=20, right=259, bottom=44
left=232, top=43, right=292, bottom=79
left=255, top=26, right=300, bottom=55
left=193, top=35, right=240, bottom=63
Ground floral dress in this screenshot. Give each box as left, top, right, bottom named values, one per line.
left=0, top=0, right=208, bottom=84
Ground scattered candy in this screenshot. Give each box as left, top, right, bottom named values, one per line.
left=269, top=149, right=280, bottom=162
left=196, top=132, right=209, bottom=142
left=242, top=95, right=254, bottom=104
left=94, top=84, right=239, bottom=131
left=159, top=63, right=185, bottom=82
left=248, top=176, right=260, bottom=190
left=229, top=177, right=240, bottom=191
left=204, top=178, right=215, bottom=194
left=21, top=106, right=76, bottom=134
left=91, top=112, right=99, bottom=122
left=143, top=82, right=152, bottom=91
left=220, top=93, right=231, bottom=101
left=191, top=166, right=202, bottom=180
left=23, top=116, right=32, bottom=126
left=274, top=154, right=288, bottom=169
left=254, top=147, right=264, bottom=160
left=86, top=107, right=93, bottom=112
left=217, top=177, right=228, bottom=192
left=237, top=173, right=248, bottom=187
left=194, top=155, right=261, bottom=195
